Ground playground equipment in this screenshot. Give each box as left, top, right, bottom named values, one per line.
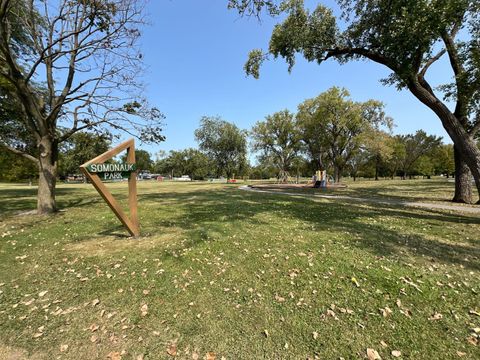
left=313, top=170, right=327, bottom=188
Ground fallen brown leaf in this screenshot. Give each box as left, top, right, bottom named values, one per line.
left=140, top=304, right=148, bottom=317
left=167, top=343, right=177, bottom=357
left=367, top=348, right=381, bottom=360
left=205, top=352, right=216, bottom=360
left=107, top=351, right=121, bottom=360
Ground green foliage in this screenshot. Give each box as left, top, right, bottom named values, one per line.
left=0, top=149, right=37, bottom=182
left=251, top=110, right=302, bottom=180
left=121, top=149, right=153, bottom=172
left=58, top=132, right=112, bottom=177
left=395, top=130, right=443, bottom=178
left=234, top=0, right=480, bottom=138
left=432, top=144, right=455, bottom=177
left=297, top=87, right=390, bottom=182
left=154, top=148, right=212, bottom=180
left=194, top=116, right=248, bottom=178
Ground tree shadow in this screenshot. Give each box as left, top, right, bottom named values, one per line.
left=138, top=187, right=480, bottom=271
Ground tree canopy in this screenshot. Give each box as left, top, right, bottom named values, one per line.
left=296, top=87, right=390, bottom=182
left=230, top=0, right=480, bottom=202
left=195, top=116, right=248, bottom=179
left=251, top=110, right=302, bottom=182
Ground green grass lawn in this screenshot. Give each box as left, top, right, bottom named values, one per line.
left=0, top=180, right=479, bottom=359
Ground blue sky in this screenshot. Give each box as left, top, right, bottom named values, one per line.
left=135, top=0, right=453, bottom=159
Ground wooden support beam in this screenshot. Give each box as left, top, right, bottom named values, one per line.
left=80, top=139, right=140, bottom=237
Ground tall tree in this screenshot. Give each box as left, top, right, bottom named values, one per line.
left=194, top=116, right=248, bottom=179
left=362, top=129, right=395, bottom=181
left=230, top=0, right=480, bottom=203
left=251, top=110, right=302, bottom=182
left=433, top=144, right=455, bottom=178
left=396, top=131, right=443, bottom=179
left=0, top=0, right=164, bottom=214
left=297, top=87, right=389, bottom=183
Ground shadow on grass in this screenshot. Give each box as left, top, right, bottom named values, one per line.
left=0, top=186, right=102, bottom=217
left=138, top=187, right=480, bottom=271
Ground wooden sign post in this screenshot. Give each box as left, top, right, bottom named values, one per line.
left=80, top=139, right=140, bottom=237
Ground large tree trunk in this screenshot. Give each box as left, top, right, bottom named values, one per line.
left=452, top=146, right=472, bottom=204
left=408, top=81, right=480, bottom=203
left=333, top=166, right=341, bottom=183
left=37, top=136, right=58, bottom=214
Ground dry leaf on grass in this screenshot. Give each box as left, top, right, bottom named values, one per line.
left=391, top=350, right=401, bottom=357
left=380, top=307, right=393, bottom=318
left=429, top=312, right=443, bottom=321
left=205, top=352, right=216, bottom=360
left=107, top=351, right=121, bottom=360
left=367, top=348, right=381, bottom=360
left=469, top=309, right=480, bottom=316
left=140, top=304, right=148, bottom=317
left=167, top=343, right=177, bottom=356
left=466, top=336, right=478, bottom=346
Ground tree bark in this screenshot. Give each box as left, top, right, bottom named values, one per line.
left=408, top=80, right=480, bottom=203
left=37, top=136, right=58, bottom=214
left=452, top=145, right=473, bottom=203
left=333, top=166, right=341, bottom=183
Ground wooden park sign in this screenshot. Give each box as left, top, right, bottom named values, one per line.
left=80, top=139, right=140, bottom=237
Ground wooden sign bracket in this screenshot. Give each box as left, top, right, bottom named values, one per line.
left=80, top=139, right=140, bottom=237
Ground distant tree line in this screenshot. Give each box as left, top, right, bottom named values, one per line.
left=1, top=87, right=457, bottom=183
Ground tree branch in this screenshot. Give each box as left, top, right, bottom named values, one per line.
left=419, top=49, right=446, bottom=78
left=0, top=142, right=39, bottom=164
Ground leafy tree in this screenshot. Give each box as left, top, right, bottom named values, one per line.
left=194, top=116, right=248, bottom=179
left=297, top=87, right=389, bottom=182
left=384, top=136, right=407, bottom=179
left=362, top=129, right=395, bottom=180
left=230, top=0, right=480, bottom=203
left=251, top=110, right=302, bottom=182
left=155, top=148, right=212, bottom=180
left=396, top=131, right=443, bottom=179
left=348, top=148, right=370, bottom=181
left=433, top=144, right=455, bottom=178
left=59, top=132, right=112, bottom=177
left=0, top=148, right=37, bottom=182
left=121, top=150, right=153, bottom=173
left=0, top=0, right=164, bottom=214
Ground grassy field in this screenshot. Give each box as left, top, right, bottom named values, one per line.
left=0, top=179, right=479, bottom=359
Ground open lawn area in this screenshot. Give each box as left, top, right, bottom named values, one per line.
left=0, top=180, right=479, bottom=359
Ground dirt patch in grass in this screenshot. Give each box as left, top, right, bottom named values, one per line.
left=65, top=228, right=184, bottom=256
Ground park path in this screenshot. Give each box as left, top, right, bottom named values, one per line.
left=238, top=185, right=480, bottom=215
